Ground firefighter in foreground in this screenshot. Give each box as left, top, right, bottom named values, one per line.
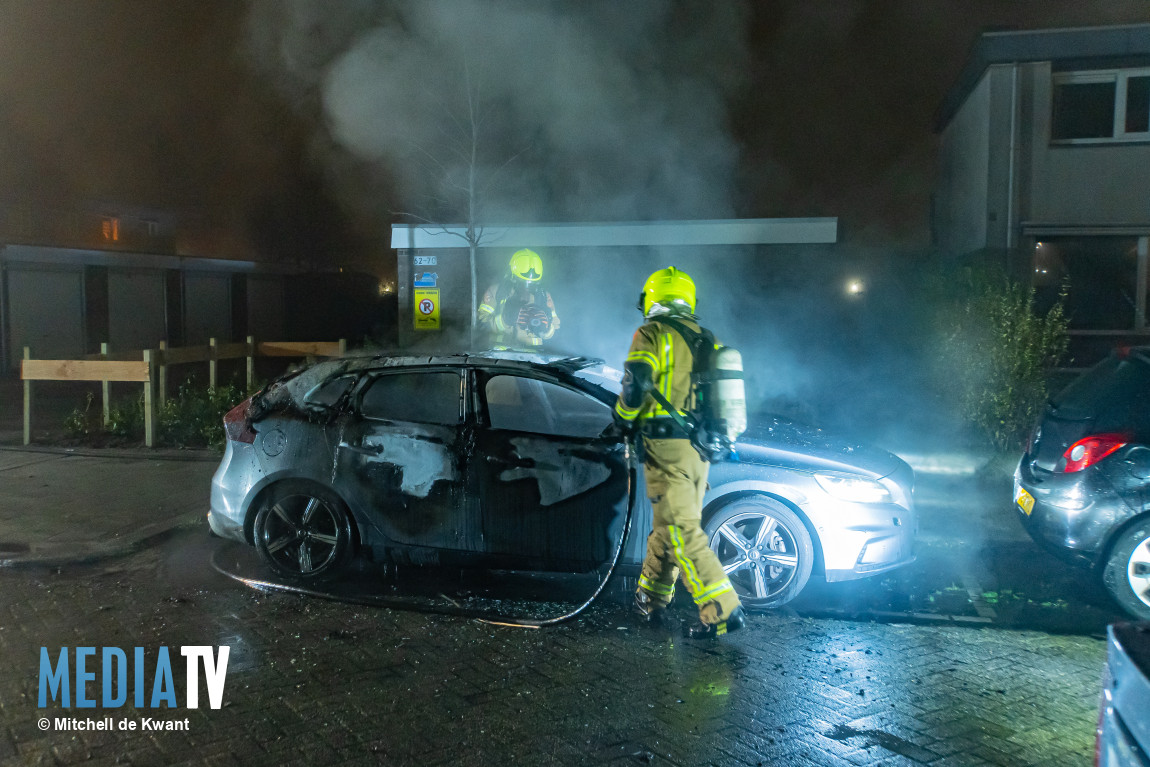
left=476, top=248, right=560, bottom=348
left=614, top=267, right=747, bottom=639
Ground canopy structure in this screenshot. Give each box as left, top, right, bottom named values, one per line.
left=390, top=217, right=838, bottom=346
left=391, top=218, right=838, bottom=250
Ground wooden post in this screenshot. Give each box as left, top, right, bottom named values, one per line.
left=246, top=335, right=254, bottom=391
left=338, top=338, right=347, bottom=357
left=158, top=340, right=168, bottom=407
left=209, top=337, right=218, bottom=389
left=100, top=342, right=111, bottom=425
left=143, top=349, right=155, bottom=448
left=22, top=347, right=31, bottom=446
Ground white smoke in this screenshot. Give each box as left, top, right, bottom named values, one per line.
left=247, top=0, right=750, bottom=223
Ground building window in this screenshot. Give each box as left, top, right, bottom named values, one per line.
left=1033, top=237, right=1143, bottom=329
left=101, top=217, right=120, bottom=241
left=1052, top=69, right=1150, bottom=143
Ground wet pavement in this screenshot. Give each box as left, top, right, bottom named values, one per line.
left=0, top=443, right=1131, bottom=765
left=0, top=449, right=215, bottom=565
left=0, top=527, right=1109, bottom=766
left=792, top=462, right=1128, bottom=636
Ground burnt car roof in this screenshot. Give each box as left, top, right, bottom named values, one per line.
left=261, top=351, right=622, bottom=405
left=347, top=350, right=605, bottom=373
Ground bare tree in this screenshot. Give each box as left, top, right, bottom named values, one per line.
left=394, top=64, right=523, bottom=350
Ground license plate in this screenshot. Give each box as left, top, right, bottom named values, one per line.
left=1015, top=485, right=1035, bottom=516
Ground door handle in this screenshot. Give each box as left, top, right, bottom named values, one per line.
left=340, top=441, right=384, bottom=456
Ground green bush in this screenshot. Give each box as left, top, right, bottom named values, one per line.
left=63, top=393, right=98, bottom=438
left=62, top=377, right=256, bottom=451
left=931, top=267, right=1069, bottom=453
left=62, top=392, right=145, bottom=442
left=158, top=379, right=250, bottom=451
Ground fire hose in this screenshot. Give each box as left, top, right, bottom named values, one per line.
left=210, top=443, right=639, bottom=629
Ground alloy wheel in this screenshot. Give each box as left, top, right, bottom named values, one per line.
left=709, top=509, right=802, bottom=602
left=1128, top=532, right=1150, bottom=610
left=259, top=493, right=343, bottom=575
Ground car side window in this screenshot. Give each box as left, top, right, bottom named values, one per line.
left=360, top=372, right=462, bottom=425
left=485, top=374, right=611, bottom=439
left=304, top=375, right=356, bottom=409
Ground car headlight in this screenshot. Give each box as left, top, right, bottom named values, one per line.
left=814, top=472, right=892, bottom=504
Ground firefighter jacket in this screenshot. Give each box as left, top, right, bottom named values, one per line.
left=477, top=280, right=560, bottom=347
left=614, top=315, right=701, bottom=429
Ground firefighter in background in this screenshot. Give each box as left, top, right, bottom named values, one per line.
left=614, top=266, right=745, bottom=639
left=477, top=249, right=560, bottom=348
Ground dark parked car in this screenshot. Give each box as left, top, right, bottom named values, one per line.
left=1015, top=346, right=1150, bottom=620
left=1097, top=622, right=1150, bottom=766
left=209, top=352, right=916, bottom=609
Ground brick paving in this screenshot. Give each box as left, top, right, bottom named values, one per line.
left=0, top=532, right=1107, bottom=767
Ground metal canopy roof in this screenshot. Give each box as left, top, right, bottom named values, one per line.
left=390, top=218, right=838, bottom=250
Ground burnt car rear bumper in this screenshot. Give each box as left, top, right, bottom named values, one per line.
left=209, top=441, right=260, bottom=544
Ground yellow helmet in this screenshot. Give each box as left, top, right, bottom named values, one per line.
left=638, top=266, right=696, bottom=316
left=509, top=249, right=543, bottom=283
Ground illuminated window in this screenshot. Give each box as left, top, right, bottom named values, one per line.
left=101, top=217, right=120, bottom=241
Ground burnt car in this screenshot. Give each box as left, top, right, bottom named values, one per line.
left=208, top=352, right=916, bottom=610
left=1014, top=347, right=1150, bottom=620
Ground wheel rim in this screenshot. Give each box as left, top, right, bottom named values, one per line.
left=261, top=494, right=341, bottom=575
left=1128, top=533, right=1150, bottom=610
left=709, top=508, right=801, bottom=602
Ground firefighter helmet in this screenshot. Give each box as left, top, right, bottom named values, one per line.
left=509, top=249, right=543, bottom=283
left=638, top=266, right=696, bottom=316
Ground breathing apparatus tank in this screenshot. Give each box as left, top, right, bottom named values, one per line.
left=694, top=343, right=747, bottom=454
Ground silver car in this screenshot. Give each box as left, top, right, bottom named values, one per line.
left=208, top=352, right=916, bottom=609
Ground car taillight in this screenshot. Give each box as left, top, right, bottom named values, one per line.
left=1060, top=433, right=1128, bottom=473
left=224, top=398, right=256, bottom=444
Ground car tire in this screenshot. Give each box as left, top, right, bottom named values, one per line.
left=253, top=482, right=354, bottom=581
left=1102, top=521, right=1150, bottom=620
left=703, top=495, right=814, bottom=611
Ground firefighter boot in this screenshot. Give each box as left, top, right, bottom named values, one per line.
left=685, top=606, right=746, bottom=640
left=633, top=589, right=666, bottom=625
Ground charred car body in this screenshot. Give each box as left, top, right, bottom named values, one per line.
left=208, top=352, right=916, bottom=609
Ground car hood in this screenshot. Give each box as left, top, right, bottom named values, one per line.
left=735, top=417, right=906, bottom=479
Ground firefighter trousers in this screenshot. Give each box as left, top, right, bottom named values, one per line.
left=637, top=437, right=741, bottom=624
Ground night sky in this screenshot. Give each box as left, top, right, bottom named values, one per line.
left=1, top=1, right=1148, bottom=265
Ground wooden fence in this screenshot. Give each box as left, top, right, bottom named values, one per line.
left=20, top=337, right=347, bottom=447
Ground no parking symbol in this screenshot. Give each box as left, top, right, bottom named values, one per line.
left=413, top=288, right=440, bottom=330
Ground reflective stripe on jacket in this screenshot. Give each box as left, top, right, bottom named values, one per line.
left=614, top=316, right=700, bottom=422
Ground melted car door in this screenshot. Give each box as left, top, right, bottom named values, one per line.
left=334, top=369, right=478, bottom=552
left=473, top=370, right=631, bottom=572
